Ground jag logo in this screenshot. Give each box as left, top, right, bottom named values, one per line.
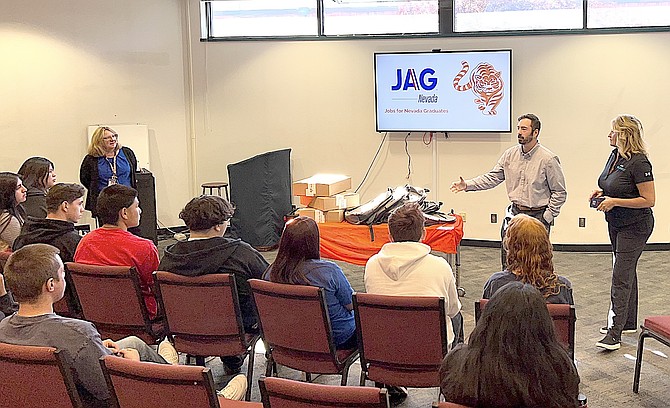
left=391, top=68, right=437, bottom=91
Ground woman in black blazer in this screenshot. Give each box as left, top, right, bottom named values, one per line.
left=80, top=126, right=137, bottom=217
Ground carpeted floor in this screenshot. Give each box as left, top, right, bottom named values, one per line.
left=158, top=239, right=670, bottom=407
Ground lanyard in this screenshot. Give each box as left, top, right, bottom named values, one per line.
left=106, top=154, right=118, bottom=185
left=106, top=155, right=117, bottom=176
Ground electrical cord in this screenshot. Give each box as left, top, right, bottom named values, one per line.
left=405, top=132, right=411, bottom=179
left=354, top=132, right=388, bottom=193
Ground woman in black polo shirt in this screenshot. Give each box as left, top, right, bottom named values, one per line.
left=590, top=114, right=655, bottom=350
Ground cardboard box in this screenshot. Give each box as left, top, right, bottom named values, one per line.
left=292, top=174, right=351, bottom=197
left=341, top=192, right=360, bottom=208
left=324, top=209, right=345, bottom=223
left=308, top=196, right=339, bottom=211
left=295, top=207, right=325, bottom=223
left=298, top=192, right=360, bottom=211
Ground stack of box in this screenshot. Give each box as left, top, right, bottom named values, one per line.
left=292, top=174, right=360, bottom=223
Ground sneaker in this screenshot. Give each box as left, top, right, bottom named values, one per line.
left=599, top=326, right=637, bottom=335
left=386, top=385, right=408, bottom=405
left=158, top=338, right=179, bottom=365
left=217, top=374, right=247, bottom=401
left=596, top=334, right=621, bottom=350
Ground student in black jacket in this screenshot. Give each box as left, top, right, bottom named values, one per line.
left=159, top=195, right=268, bottom=374
left=13, top=183, right=86, bottom=315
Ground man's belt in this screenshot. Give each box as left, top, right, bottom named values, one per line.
left=513, top=204, right=548, bottom=212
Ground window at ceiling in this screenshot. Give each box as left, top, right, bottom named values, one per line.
left=453, top=0, right=583, bottom=32
left=200, top=0, right=670, bottom=40
left=321, top=0, right=439, bottom=36
left=206, top=0, right=318, bottom=38
left=587, top=0, right=670, bottom=29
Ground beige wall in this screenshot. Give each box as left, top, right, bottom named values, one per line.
left=186, top=0, right=669, bottom=244
left=3, top=1, right=669, bottom=244
left=1, top=0, right=192, bottom=227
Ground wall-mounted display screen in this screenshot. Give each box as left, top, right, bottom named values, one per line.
left=374, top=50, right=512, bottom=133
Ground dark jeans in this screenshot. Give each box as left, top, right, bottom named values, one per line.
left=606, top=215, right=654, bottom=340
left=220, top=324, right=259, bottom=372
left=336, top=331, right=358, bottom=350
left=451, top=312, right=464, bottom=347
left=500, top=204, right=551, bottom=269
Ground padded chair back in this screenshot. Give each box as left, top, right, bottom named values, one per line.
left=65, top=262, right=160, bottom=343
left=100, top=355, right=220, bottom=408
left=633, top=315, right=670, bottom=393
left=0, top=342, right=82, bottom=408
left=432, top=402, right=472, bottom=408
left=259, top=376, right=389, bottom=408
left=154, top=271, right=260, bottom=400
left=250, top=279, right=358, bottom=383
left=353, top=293, right=449, bottom=387
left=475, top=299, right=576, bottom=359
left=53, top=296, right=75, bottom=317
left=53, top=267, right=83, bottom=319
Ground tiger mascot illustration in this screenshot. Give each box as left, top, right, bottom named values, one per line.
left=452, top=61, right=504, bottom=115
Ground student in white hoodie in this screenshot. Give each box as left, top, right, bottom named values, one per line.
left=364, top=202, right=463, bottom=346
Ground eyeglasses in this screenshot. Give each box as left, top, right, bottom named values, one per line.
left=103, top=134, right=118, bottom=141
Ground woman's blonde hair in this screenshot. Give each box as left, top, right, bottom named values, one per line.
left=504, top=214, right=565, bottom=299
left=613, top=114, right=647, bottom=160
left=87, top=126, right=122, bottom=157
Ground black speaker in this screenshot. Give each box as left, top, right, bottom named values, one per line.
left=227, top=149, right=292, bottom=249
left=135, top=170, right=157, bottom=244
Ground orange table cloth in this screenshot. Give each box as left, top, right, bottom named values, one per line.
left=318, top=215, right=463, bottom=266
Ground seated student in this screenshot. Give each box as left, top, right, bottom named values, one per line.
left=440, top=282, right=580, bottom=408
left=263, top=216, right=357, bottom=350
left=74, top=184, right=160, bottom=318
left=13, top=183, right=86, bottom=315
left=365, top=202, right=462, bottom=346
left=0, top=172, right=27, bottom=250
left=17, top=156, right=57, bottom=218
left=159, top=195, right=268, bottom=374
left=483, top=214, right=574, bottom=304
left=14, top=183, right=85, bottom=261
left=0, top=244, right=247, bottom=406
left=364, top=202, right=462, bottom=403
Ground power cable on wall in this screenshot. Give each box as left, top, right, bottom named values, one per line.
left=405, top=132, right=412, bottom=179
left=354, top=132, right=388, bottom=193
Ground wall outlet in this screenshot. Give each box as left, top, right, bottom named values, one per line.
left=578, top=217, right=586, bottom=228
left=490, top=213, right=498, bottom=223
left=459, top=212, right=466, bottom=222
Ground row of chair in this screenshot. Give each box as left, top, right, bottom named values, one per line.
left=474, top=298, right=577, bottom=360
left=51, top=263, right=453, bottom=400
left=0, top=340, right=471, bottom=408
left=7, top=259, right=668, bottom=398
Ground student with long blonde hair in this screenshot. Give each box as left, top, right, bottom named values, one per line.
left=483, top=214, right=573, bottom=304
